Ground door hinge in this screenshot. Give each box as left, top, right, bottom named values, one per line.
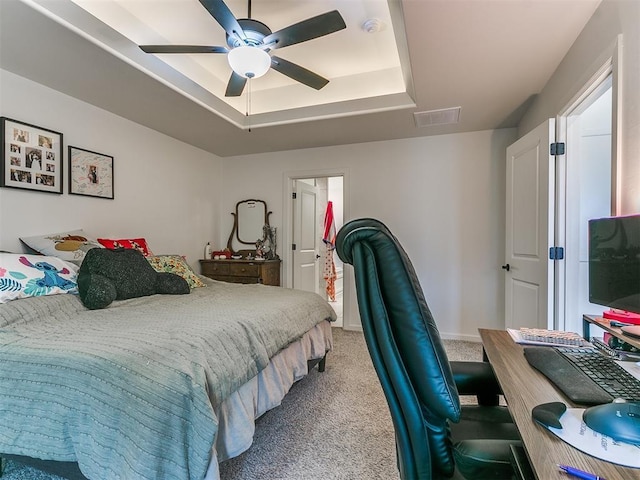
left=292, top=192, right=297, bottom=199
left=550, top=142, right=565, bottom=155
left=292, top=243, right=296, bottom=251
left=549, top=246, right=564, bottom=260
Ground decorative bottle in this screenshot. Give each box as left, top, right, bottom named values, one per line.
left=204, top=242, right=212, bottom=259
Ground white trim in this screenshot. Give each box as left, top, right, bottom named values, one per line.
left=559, top=62, right=613, bottom=117
left=611, top=34, right=624, bottom=217
left=557, top=34, right=623, bottom=214
left=554, top=124, right=568, bottom=331
left=554, top=36, right=621, bottom=332
left=282, top=168, right=356, bottom=329
left=439, top=332, right=482, bottom=343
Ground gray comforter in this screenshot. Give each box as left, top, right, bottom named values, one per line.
left=0, top=279, right=335, bottom=480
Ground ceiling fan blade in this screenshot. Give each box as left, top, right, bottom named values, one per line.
left=270, top=56, right=329, bottom=90
left=225, top=71, right=247, bottom=97
left=199, top=0, right=246, bottom=42
left=263, top=10, right=346, bottom=49
left=140, top=45, right=228, bottom=54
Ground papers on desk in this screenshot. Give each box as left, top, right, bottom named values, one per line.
left=544, top=408, right=640, bottom=468
left=507, top=328, right=592, bottom=347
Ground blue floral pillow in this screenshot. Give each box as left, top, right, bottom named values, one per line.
left=0, top=253, right=78, bottom=303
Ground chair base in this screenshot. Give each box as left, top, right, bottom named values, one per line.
left=450, top=406, right=521, bottom=480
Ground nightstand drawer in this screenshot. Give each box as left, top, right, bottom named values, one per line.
left=201, top=262, right=229, bottom=276
left=199, top=259, right=280, bottom=286
left=228, top=263, right=259, bottom=277
left=215, top=275, right=257, bottom=284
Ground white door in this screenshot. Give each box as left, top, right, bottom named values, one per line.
left=505, top=120, right=555, bottom=329
left=292, top=181, right=320, bottom=293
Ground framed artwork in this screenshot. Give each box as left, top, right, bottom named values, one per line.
left=68, top=146, right=114, bottom=199
left=0, top=117, right=63, bottom=194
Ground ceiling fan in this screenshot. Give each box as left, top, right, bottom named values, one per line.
left=140, top=0, right=346, bottom=97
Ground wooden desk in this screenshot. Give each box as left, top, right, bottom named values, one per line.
left=583, top=314, right=640, bottom=350
left=479, top=329, right=640, bottom=480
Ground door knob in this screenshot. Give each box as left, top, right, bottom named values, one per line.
left=501, top=264, right=511, bottom=272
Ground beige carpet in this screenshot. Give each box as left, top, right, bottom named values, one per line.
left=218, top=328, right=483, bottom=479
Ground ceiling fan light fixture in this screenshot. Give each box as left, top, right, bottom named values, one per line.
left=228, top=46, right=271, bottom=79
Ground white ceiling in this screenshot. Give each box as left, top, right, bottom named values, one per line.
left=0, top=0, right=601, bottom=157
left=67, top=0, right=410, bottom=122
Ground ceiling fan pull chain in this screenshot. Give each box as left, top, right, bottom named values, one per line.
left=246, top=78, right=252, bottom=132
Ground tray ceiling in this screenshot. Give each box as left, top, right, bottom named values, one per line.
left=0, top=0, right=601, bottom=157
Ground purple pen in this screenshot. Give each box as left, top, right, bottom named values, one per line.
left=558, top=464, right=606, bottom=480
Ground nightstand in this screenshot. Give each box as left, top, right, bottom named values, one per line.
left=200, top=258, right=281, bottom=286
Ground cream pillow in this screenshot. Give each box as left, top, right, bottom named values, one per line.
left=20, top=229, right=103, bottom=265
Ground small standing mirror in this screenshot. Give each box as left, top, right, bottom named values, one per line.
left=237, top=200, right=267, bottom=243
left=227, top=199, right=272, bottom=254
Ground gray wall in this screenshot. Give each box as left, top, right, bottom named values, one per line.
left=220, top=129, right=517, bottom=340
left=518, top=0, right=640, bottom=214
left=0, top=69, right=221, bottom=267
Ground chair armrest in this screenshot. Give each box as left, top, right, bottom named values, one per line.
left=451, top=361, right=502, bottom=406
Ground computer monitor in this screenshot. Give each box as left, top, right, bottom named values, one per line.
left=588, top=214, right=640, bottom=323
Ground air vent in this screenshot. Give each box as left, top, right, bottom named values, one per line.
left=413, top=107, right=461, bottom=128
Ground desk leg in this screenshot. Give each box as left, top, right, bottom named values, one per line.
left=583, top=316, right=591, bottom=340
left=478, top=346, right=501, bottom=405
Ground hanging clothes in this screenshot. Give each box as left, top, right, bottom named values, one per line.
left=323, top=201, right=337, bottom=301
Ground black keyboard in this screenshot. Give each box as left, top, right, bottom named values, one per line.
left=523, top=346, right=640, bottom=405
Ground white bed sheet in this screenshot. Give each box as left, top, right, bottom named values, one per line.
left=204, top=320, right=333, bottom=480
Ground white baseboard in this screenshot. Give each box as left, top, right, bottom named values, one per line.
left=340, top=325, right=362, bottom=332
left=337, top=325, right=482, bottom=343
left=439, top=332, right=482, bottom=343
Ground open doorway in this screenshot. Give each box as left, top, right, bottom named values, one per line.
left=554, top=36, right=622, bottom=333
left=287, top=174, right=345, bottom=328
left=325, top=176, right=344, bottom=326
left=559, top=73, right=614, bottom=333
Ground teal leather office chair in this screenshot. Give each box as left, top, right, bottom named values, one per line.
left=336, top=218, right=521, bottom=480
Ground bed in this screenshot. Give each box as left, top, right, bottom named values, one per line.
left=0, top=267, right=335, bottom=480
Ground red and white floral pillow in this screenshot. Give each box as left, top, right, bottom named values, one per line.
left=97, top=238, right=154, bottom=257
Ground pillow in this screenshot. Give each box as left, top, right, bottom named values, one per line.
left=77, top=248, right=189, bottom=310
left=97, top=237, right=154, bottom=257
left=20, top=229, right=103, bottom=265
left=0, top=253, right=78, bottom=303
left=147, top=255, right=206, bottom=289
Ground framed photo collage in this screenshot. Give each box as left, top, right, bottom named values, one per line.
left=0, top=117, right=114, bottom=199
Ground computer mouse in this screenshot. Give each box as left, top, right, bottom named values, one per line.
left=582, top=401, right=640, bottom=444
